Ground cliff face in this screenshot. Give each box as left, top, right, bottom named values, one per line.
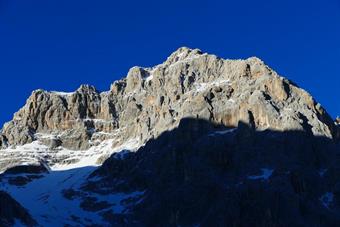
left=0, top=47, right=337, bottom=153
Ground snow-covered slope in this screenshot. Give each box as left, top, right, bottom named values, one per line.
left=1, top=138, right=142, bottom=226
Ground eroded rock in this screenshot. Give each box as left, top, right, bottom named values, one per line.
left=0, top=47, right=337, bottom=155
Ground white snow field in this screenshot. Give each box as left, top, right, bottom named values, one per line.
left=0, top=137, right=142, bottom=226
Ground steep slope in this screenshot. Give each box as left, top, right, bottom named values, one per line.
left=0, top=47, right=339, bottom=226
left=0, top=191, right=36, bottom=227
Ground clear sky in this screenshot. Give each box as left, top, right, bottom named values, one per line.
left=0, top=0, right=339, bottom=127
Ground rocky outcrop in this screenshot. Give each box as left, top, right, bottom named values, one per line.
left=0, top=191, right=36, bottom=226
left=0, top=47, right=337, bottom=154
left=3, top=164, right=48, bottom=175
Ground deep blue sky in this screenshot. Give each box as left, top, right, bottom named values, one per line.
left=0, top=0, right=339, bottom=127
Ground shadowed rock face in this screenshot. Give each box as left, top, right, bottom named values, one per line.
left=0, top=47, right=337, bottom=153
left=0, top=191, right=36, bottom=227
left=81, top=118, right=340, bottom=227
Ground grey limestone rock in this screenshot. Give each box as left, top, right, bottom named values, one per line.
left=0, top=47, right=337, bottom=151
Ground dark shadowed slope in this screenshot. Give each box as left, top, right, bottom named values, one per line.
left=58, top=117, right=340, bottom=227
left=0, top=191, right=36, bottom=227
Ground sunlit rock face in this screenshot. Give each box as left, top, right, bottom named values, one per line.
left=0, top=47, right=336, bottom=152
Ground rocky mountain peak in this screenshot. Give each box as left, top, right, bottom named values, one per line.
left=164, top=46, right=204, bottom=65
left=0, top=47, right=338, bottom=171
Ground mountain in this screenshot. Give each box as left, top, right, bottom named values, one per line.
left=0, top=47, right=339, bottom=226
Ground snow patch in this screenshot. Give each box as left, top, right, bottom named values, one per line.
left=4, top=167, right=105, bottom=226
left=52, top=138, right=140, bottom=171
left=248, top=168, right=274, bottom=180
left=113, top=149, right=132, bottom=160
left=168, top=53, right=207, bottom=67
left=209, top=128, right=237, bottom=136
left=320, top=192, right=334, bottom=209
left=2, top=137, right=143, bottom=226
left=0, top=136, right=141, bottom=173
left=83, top=118, right=113, bottom=124
left=92, top=191, right=145, bottom=214
left=51, top=91, right=75, bottom=96
left=145, top=74, right=153, bottom=82
left=319, top=168, right=327, bottom=177
left=13, top=219, right=25, bottom=227
left=175, top=51, right=185, bottom=59
left=35, top=133, right=59, bottom=140
left=194, top=79, right=230, bottom=93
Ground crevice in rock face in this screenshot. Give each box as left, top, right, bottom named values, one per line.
left=169, top=109, right=175, bottom=117
left=0, top=135, right=8, bottom=148
left=28, top=127, right=36, bottom=139
left=84, top=120, right=95, bottom=132
left=75, top=94, right=88, bottom=119
left=298, top=112, right=313, bottom=135
left=188, top=73, right=195, bottom=84
left=207, top=108, right=214, bottom=122
left=159, top=96, right=165, bottom=106
left=204, top=92, right=215, bottom=109
left=258, top=91, right=280, bottom=114
left=282, top=79, right=291, bottom=99
left=147, top=117, right=151, bottom=131
left=158, top=78, right=165, bottom=87
left=136, top=103, right=143, bottom=112
left=108, top=101, right=118, bottom=120
left=247, top=110, right=256, bottom=130
left=263, top=92, right=272, bottom=101
left=180, top=74, right=185, bottom=94
left=60, top=97, right=69, bottom=111
left=204, top=91, right=215, bottom=121
left=271, top=104, right=280, bottom=114
left=243, top=64, right=251, bottom=77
